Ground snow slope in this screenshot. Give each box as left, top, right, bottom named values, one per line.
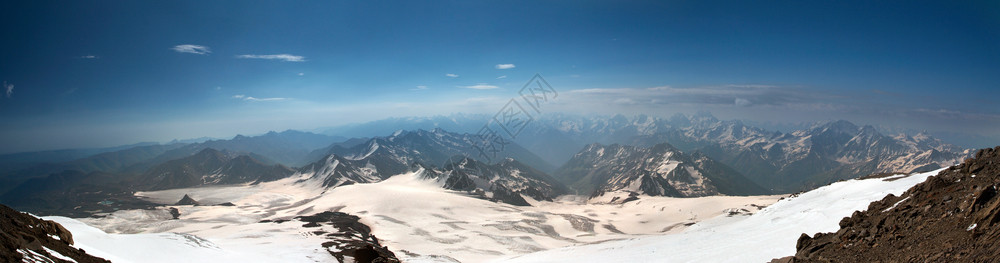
left=59, top=170, right=779, bottom=263
left=499, top=168, right=944, bottom=263
left=46, top=213, right=336, bottom=263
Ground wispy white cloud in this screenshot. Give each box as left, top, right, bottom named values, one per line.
left=79, top=55, right=99, bottom=59
left=172, top=44, right=211, bottom=55
left=495, top=64, right=516, bottom=69
left=411, top=85, right=428, bottom=91
left=235, top=54, right=305, bottom=62
left=232, top=94, right=289, bottom=102
left=298, top=72, right=305, bottom=76
left=3, top=81, right=12, bottom=98
left=446, top=73, right=459, bottom=78
left=461, top=83, right=499, bottom=90
left=497, top=75, right=507, bottom=79
left=735, top=97, right=752, bottom=107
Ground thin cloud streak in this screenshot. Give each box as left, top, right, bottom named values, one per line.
left=495, top=64, right=515, bottom=69
left=171, top=44, right=211, bottom=55
left=232, top=94, right=289, bottom=102
left=235, top=54, right=306, bottom=62
left=461, top=83, right=499, bottom=90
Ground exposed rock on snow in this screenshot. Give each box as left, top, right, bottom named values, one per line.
left=174, top=194, right=201, bottom=206
left=290, top=211, right=399, bottom=263
left=0, top=204, right=109, bottom=263
left=790, top=146, right=1000, bottom=262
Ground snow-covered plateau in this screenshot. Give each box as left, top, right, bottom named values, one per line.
left=43, top=167, right=942, bottom=263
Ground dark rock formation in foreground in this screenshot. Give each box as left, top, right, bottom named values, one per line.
left=0, top=204, right=110, bottom=263
left=284, top=211, right=399, bottom=263
left=787, top=146, right=1000, bottom=262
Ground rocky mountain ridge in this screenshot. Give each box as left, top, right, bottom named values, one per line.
left=630, top=115, right=971, bottom=192
left=307, top=113, right=970, bottom=193
left=298, top=129, right=567, bottom=206
left=787, top=146, right=1000, bottom=262
left=142, top=148, right=296, bottom=190
left=415, top=157, right=569, bottom=206
left=554, top=142, right=767, bottom=197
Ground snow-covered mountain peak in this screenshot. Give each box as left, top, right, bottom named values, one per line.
left=555, top=142, right=767, bottom=197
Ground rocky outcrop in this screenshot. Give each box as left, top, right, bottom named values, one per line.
left=789, top=146, right=1000, bottom=262
left=293, top=211, right=399, bottom=263
left=0, top=204, right=110, bottom=262
left=174, top=194, right=200, bottom=206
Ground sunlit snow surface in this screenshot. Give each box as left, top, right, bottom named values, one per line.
left=44, top=168, right=940, bottom=263
left=500, top=168, right=943, bottom=263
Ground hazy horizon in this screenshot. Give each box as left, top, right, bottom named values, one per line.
left=2, top=1, right=998, bottom=153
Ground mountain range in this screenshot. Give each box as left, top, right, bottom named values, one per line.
left=141, top=148, right=296, bottom=190
left=315, top=113, right=970, bottom=193
left=297, top=129, right=563, bottom=206
left=555, top=143, right=767, bottom=197
left=0, top=113, right=973, bottom=216
left=416, top=157, right=569, bottom=206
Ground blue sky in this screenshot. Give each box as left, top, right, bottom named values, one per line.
left=1, top=1, right=998, bottom=153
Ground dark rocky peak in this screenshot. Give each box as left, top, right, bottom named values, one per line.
left=649, top=142, right=681, bottom=154
left=859, top=124, right=878, bottom=134
left=409, top=162, right=437, bottom=173
left=191, top=147, right=232, bottom=162
left=690, top=110, right=720, bottom=124
left=424, top=155, right=568, bottom=205
left=230, top=154, right=267, bottom=167
left=442, top=156, right=478, bottom=170
left=174, top=194, right=200, bottom=206
left=668, top=112, right=693, bottom=127
left=581, top=142, right=606, bottom=152
left=812, top=120, right=860, bottom=135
